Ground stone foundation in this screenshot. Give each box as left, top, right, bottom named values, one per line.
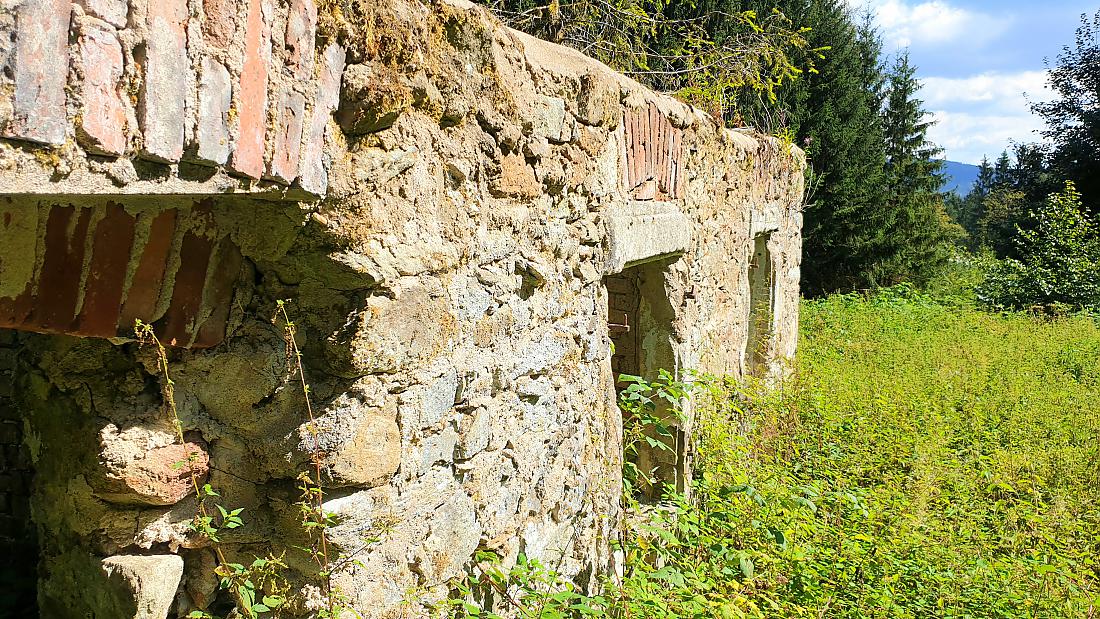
left=0, top=0, right=804, bottom=616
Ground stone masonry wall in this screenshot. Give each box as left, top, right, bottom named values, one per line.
left=0, top=0, right=804, bottom=617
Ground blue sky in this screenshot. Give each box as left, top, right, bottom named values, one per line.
left=849, top=0, right=1097, bottom=164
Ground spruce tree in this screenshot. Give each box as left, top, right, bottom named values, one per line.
left=878, top=52, right=955, bottom=284
left=793, top=0, right=891, bottom=294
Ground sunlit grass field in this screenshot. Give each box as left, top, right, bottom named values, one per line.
left=705, top=289, right=1100, bottom=616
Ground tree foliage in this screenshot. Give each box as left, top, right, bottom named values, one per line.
left=477, top=0, right=816, bottom=119
left=978, top=182, right=1100, bottom=312
left=1032, top=11, right=1100, bottom=213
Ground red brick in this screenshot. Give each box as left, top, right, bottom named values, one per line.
left=267, top=90, right=305, bottom=184
left=668, top=128, right=677, bottom=199
left=140, top=0, right=189, bottom=162
left=78, top=22, right=129, bottom=156
left=77, top=204, right=137, bottom=338
left=618, top=111, right=629, bottom=191
left=31, top=206, right=94, bottom=332
left=192, top=236, right=242, bottom=348
left=629, top=109, right=638, bottom=189
left=284, top=0, right=317, bottom=81
left=629, top=109, right=642, bottom=190
left=648, top=103, right=658, bottom=184
left=4, top=0, right=70, bottom=146
left=0, top=199, right=39, bottom=329
left=655, top=115, right=667, bottom=197
left=298, top=43, right=345, bottom=195
left=118, top=208, right=178, bottom=332
left=202, top=0, right=238, bottom=50
left=229, top=0, right=272, bottom=179
left=157, top=204, right=216, bottom=347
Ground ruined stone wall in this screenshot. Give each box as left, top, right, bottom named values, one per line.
left=0, top=0, right=804, bottom=617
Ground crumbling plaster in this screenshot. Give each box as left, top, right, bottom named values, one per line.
left=0, top=0, right=804, bottom=616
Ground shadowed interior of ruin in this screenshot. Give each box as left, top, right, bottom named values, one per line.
left=606, top=256, right=687, bottom=499
left=0, top=328, right=36, bottom=617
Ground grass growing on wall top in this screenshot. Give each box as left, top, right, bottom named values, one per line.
left=448, top=287, right=1100, bottom=617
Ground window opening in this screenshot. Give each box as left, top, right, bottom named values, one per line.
left=745, top=233, right=775, bottom=377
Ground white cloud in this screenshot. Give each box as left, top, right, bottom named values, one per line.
left=917, top=71, right=1056, bottom=164
left=847, top=0, right=1007, bottom=48
left=925, top=110, right=1047, bottom=165
left=920, top=71, right=1052, bottom=112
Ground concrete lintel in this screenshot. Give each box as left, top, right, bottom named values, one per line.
left=606, top=201, right=692, bottom=274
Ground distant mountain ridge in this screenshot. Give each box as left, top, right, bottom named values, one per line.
left=941, top=160, right=981, bottom=195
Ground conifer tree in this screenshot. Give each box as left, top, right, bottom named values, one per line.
left=792, top=0, right=892, bottom=294
left=877, top=52, right=956, bottom=283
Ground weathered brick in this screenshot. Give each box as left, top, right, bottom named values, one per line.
left=202, top=0, right=238, bottom=50
left=193, top=236, right=242, bottom=348
left=140, top=0, right=189, bottom=162
left=77, top=21, right=129, bottom=156
left=642, top=102, right=651, bottom=181
left=77, top=204, right=136, bottom=337
left=285, top=0, right=317, bottom=81
left=266, top=90, right=305, bottom=183
left=668, top=128, right=677, bottom=199
left=76, top=0, right=128, bottom=28
left=298, top=43, right=345, bottom=196
left=117, top=208, right=177, bottom=331
left=31, top=206, right=93, bottom=332
left=194, top=58, right=232, bottom=165
left=157, top=204, right=216, bottom=346
left=4, top=0, right=70, bottom=146
left=229, top=0, right=272, bottom=179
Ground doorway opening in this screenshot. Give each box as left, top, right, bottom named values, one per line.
left=606, top=257, right=686, bottom=500
left=745, top=233, right=775, bottom=377
left=0, top=329, right=37, bottom=617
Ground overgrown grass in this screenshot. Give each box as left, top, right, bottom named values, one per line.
left=691, top=287, right=1100, bottom=617
left=450, top=288, right=1100, bottom=617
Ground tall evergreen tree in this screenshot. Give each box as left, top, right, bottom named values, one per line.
left=876, top=52, right=956, bottom=283
left=793, top=0, right=892, bottom=294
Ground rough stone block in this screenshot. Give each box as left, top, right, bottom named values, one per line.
left=201, top=0, right=238, bottom=49
left=194, top=58, right=232, bottom=165
left=336, top=63, right=412, bottom=136
left=4, top=0, right=69, bottom=146
left=99, top=441, right=210, bottom=505
left=326, top=412, right=401, bottom=487
left=100, top=555, right=184, bottom=619
left=76, top=0, right=128, bottom=28
left=229, top=0, right=272, bottom=179
left=531, top=94, right=568, bottom=143
left=77, top=22, right=129, bottom=156
left=266, top=90, right=305, bottom=183
left=298, top=43, right=345, bottom=196
left=576, top=71, right=618, bottom=127
left=140, top=0, right=189, bottom=162
left=284, top=0, right=317, bottom=81
left=490, top=153, right=539, bottom=199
